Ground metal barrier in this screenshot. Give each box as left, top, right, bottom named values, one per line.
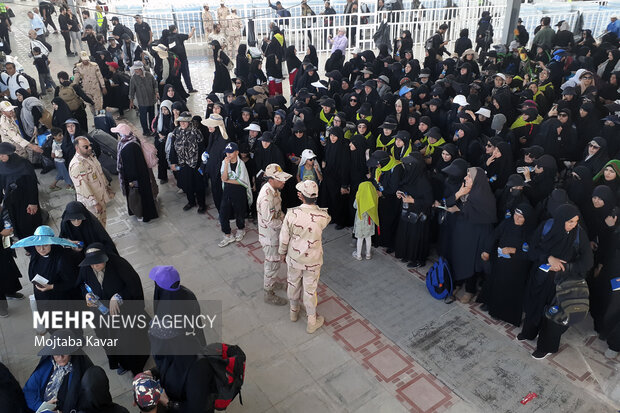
left=103, top=1, right=619, bottom=59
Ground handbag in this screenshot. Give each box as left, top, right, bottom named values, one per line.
left=39, top=109, right=53, bottom=130
left=127, top=186, right=143, bottom=218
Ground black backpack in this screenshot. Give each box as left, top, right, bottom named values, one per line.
left=204, top=343, right=246, bottom=411
left=19, top=73, right=39, bottom=97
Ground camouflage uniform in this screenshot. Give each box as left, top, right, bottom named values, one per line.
left=278, top=202, right=331, bottom=321
left=73, top=61, right=105, bottom=113
left=0, top=114, right=33, bottom=159
left=216, top=4, right=229, bottom=27
left=69, top=152, right=115, bottom=226
left=257, top=181, right=285, bottom=290
left=225, top=12, right=244, bottom=58
left=202, top=8, right=214, bottom=36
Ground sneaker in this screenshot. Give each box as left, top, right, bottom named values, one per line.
left=516, top=333, right=528, bottom=342
left=116, top=366, right=128, bottom=375
left=290, top=308, right=299, bottom=322
left=49, top=185, right=61, bottom=191
left=197, top=206, right=207, bottom=214
left=5, top=292, right=24, bottom=300
left=159, top=179, right=168, bottom=184
left=407, top=261, right=424, bottom=268
left=531, top=350, right=550, bottom=360
left=264, top=290, right=287, bottom=306
left=218, top=234, right=235, bottom=248
left=604, top=348, right=619, bottom=359
left=444, top=295, right=456, bottom=304
left=177, top=188, right=184, bottom=194
left=0, top=308, right=8, bottom=318
left=234, top=229, right=246, bottom=242
left=306, top=315, right=325, bottom=334
left=352, top=251, right=362, bottom=261
left=137, top=217, right=144, bottom=222
left=182, top=203, right=196, bottom=211
left=365, top=252, right=372, bottom=260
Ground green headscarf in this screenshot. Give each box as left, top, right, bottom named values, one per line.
left=593, top=159, right=620, bottom=183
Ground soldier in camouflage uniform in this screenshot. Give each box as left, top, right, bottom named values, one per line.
left=257, top=164, right=291, bottom=306
left=216, top=1, right=229, bottom=26
left=73, top=51, right=107, bottom=114
left=225, top=8, right=244, bottom=59
left=278, top=180, right=331, bottom=334
left=202, top=5, right=214, bottom=38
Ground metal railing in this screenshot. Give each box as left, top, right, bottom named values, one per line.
left=102, top=1, right=620, bottom=58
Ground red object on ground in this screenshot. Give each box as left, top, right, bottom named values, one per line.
left=520, top=392, right=538, bottom=405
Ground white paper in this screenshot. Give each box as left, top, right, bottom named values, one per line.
left=32, top=274, right=49, bottom=286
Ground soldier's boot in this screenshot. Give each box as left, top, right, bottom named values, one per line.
left=290, top=307, right=300, bottom=322
left=264, top=289, right=287, bottom=306
left=306, top=315, right=324, bottom=334
left=273, top=281, right=287, bottom=291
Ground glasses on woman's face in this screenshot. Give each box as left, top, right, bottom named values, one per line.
left=558, top=113, right=568, bottom=118
left=485, top=143, right=493, bottom=148
left=589, top=143, right=600, bottom=149
left=235, top=82, right=241, bottom=85
left=294, top=130, right=304, bottom=134
left=350, top=99, right=357, bottom=102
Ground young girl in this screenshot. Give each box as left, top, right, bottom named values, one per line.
left=352, top=181, right=378, bottom=260
left=297, top=149, right=322, bottom=184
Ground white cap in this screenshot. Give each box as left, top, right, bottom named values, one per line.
left=352, top=47, right=362, bottom=55
left=494, top=73, right=506, bottom=81
left=475, top=107, right=491, bottom=118
left=0, top=100, right=17, bottom=111
left=453, top=95, right=468, bottom=107
left=244, top=123, right=261, bottom=132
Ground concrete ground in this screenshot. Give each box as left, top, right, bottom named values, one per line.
left=0, top=3, right=619, bottom=412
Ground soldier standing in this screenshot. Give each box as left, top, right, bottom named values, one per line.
left=216, top=1, right=229, bottom=26
left=73, top=51, right=106, bottom=114
left=279, top=180, right=331, bottom=334
left=257, top=164, right=291, bottom=306
left=202, top=5, right=214, bottom=38
left=69, top=137, right=114, bottom=227
left=225, top=8, right=244, bottom=58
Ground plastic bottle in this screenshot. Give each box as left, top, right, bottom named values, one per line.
left=547, top=305, right=559, bottom=316
left=84, top=283, right=109, bottom=315
left=522, top=242, right=529, bottom=252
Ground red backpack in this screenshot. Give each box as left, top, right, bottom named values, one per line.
left=205, top=343, right=246, bottom=410
left=169, top=52, right=182, bottom=77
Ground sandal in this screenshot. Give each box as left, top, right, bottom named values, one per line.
left=49, top=184, right=61, bottom=191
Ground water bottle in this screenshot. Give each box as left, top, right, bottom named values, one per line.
left=489, top=175, right=497, bottom=183
left=402, top=192, right=409, bottom=209
left=84, top=283, right=109, bottom=315
left=320, top=132, right=325, bottom=144
left=547, top=305, right=559, bottom=316
left=504, top=209, right=511, bottom=219
left=522, top=242, right=529, bottom=252
left=3, top=220, right=11, bottom=230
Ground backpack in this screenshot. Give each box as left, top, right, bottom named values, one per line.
left=19, top=73, right=39, bottom=98
left=168, top=52, right=182, bottom=77
left=424, top=36, right=434, bottom=51
left=204, top=343, right=246, bottom=411
left=137, top=136, right=158, bottom=169
left=425, top=257, right=453, bottom=300
left=58, top=84, right=83, bottom=111
left=545, top=274, right=590, bottom=326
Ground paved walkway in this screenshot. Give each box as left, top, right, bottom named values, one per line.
left=1, top=5, right=619, bottom=412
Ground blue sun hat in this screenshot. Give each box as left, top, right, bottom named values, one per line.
left=11, top=225, right=77, bottom=249
left=399, top=85, right=413, bottom=96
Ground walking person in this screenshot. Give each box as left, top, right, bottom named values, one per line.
left=73, top=51, right=107, bottom=114
left=128, top=61, right=158, bottom=136
left=257, top=163, right=292, bottom=305
left=169, top=111, right=207, bottom=214
left=69, top=137, right=115, bottom=226
left=279, top=180, right=331, bottom=333
left=168, top=25, right=198, bottom=93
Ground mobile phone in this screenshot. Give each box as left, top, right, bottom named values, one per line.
left=33, top=281, right=44, bottom=288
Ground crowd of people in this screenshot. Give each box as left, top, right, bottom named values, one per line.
left=0, top=0, right=620, bottom=411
